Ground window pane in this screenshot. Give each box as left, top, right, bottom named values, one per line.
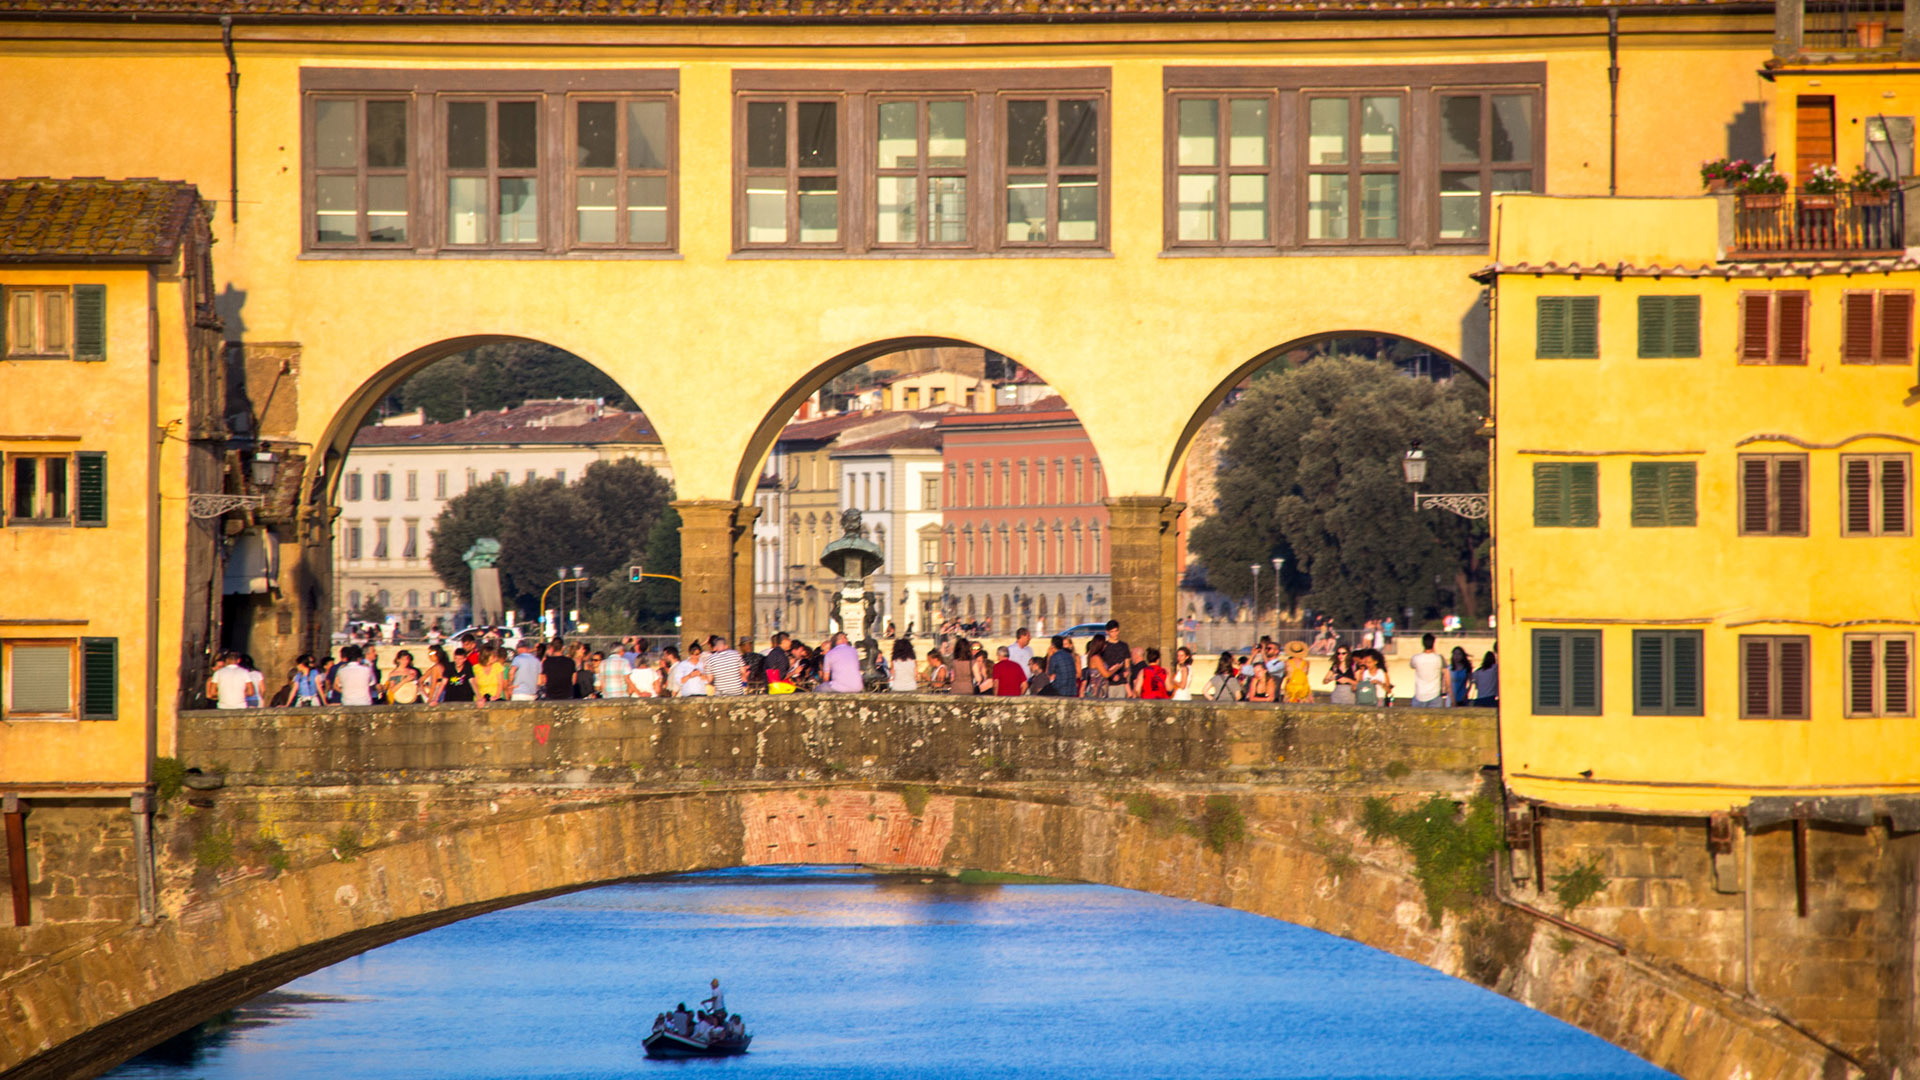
left=366, top=175, right=409, bottom=243
left=1308, top=99, right=1348, bottom=165
left=1360, top=174, right=1399, bottom=239
left=12, top=457, right=35, bottom=517
left=8, top=292, right=33, bottom=353
left=41, top=292, right=65, bottom=351
left=798, top=102, right=836, bottom=168
left=877, top=175, right=917, bottom=243
left=1493, top=169, right=1532, bottom=193
left=315, top=176, right=358, bottom=243
left=927, top=101, right=967, bottom=167
left=447, top=102, right=488, bottom=170
left=1006, top=179, right=1047, bottom=242
left=576, top=101, right=617, bottom=169
left=498, top=177, right=538, bottom=242
left=877, top=102, right=918, bottom=170
left=447, top=176, right=487, bottom=243
left=10, top=645, right=71, bottom=713
left=1007, top=101, right=1048, bottom=168
left=1439, top=171, right=1481, bottom=240
left=315, top=100, right=358, bottom=169
left=628, top=100, right=669, bottom=170
left=798, top=176, right=838, bottom=242
left=746, top=181, right=787, bottom=242
left=1307, top=174, right=1348, bottom=239
left=1360, top=97, right=1400, bottom=164
left=1177, top=173, right=1218, bottom=241
left=1058, top=100, right=1098, bottom=167
left=1492, top=95, right=1534, bottom=162
left=497, top=102, right=538, bottom=169
left=746, top=102, right=787, bottom=169
left=627, top=175, right=668, bottom=243
left=1228, top=173, right=1267, bottom=241
left=1177, top=99, right=1219, bottom=167
left=44, top=457, right=67, bottom=517
left=576, top=175, right=617, bottom=242
left=1440, top=95, right=1480, bottom=164
left=1058, top=176, right=1098, bottom=241
left=366, top=100, right=408, bottom=169
left=1228, top=98, right=1268, bottom=167
left=928, top=176, right=967, bottom=243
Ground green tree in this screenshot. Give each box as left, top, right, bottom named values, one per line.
left=1190, top=356, right=1489, bottom=624
left=583, top=505, right=683, bottom=634
left=427, top=479, right=512, bottom=604
left=575, top=457, right=673, bottom=571
left=383, top=341, right=637, bottom=424
left=497, top=478, right=602, bottom=615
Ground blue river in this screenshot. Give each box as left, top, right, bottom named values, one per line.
left=105, top=867, right=1673, bottom=1080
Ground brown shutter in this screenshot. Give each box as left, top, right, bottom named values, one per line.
left=1843, top=457, right=1875, bottom=536
left=1775, top=457, right=1806, bottom=535
left=1881, top=292, right=1914, bottom=365
left=1777, top=638, right=1808, bottom=718
left=1882, top=456, right=1910, bottom=535
left=1743, top=637, right=1773, bottom=717
left=1740, top=458, right=1771, bottom=534
left=1740, top=293, right=1773, bottom=363
left=1776, top=293, right=1809, bottom=365
left=1886, top=637, right=1912, bottom=717
left=1847, top=637, right=1877, bottom=716
left=1843, top=292, right=1878, bottom=363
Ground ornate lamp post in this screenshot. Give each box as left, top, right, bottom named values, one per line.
left=1271, top=557, right=1285, bottom=641
left=1403, top=443, right=1488, bottom=519
left=1249, top=562, right=1261, bottom=633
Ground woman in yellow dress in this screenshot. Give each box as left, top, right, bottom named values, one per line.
left=1280, top=640, right=1315, bottom=703
left=470, top=645, right=504, bottom=702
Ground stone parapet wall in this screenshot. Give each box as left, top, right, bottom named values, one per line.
left=174, top=698, right=1497, bottom=790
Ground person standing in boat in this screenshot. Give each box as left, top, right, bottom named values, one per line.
left=702, top=978, right=725, bottom=1023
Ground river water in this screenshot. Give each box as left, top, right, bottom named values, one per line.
left=105, top=867, right=1672, bottom=1080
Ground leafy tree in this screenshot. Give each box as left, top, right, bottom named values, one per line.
left=497, top=478, right=602, bottom=613
left=583, top=505, right=683, bottom=634
left=1190, top=356, right=1488, bottom=625
left=427, top=479, right=512, bottom=604
left=575, top=457, right=673, bottom=570
left=376, top=341, right=638, bottom=425
left=352, top=597, right=387, bottom=625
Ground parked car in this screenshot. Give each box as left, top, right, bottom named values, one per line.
left=1060, top=623, right=1111, bottom=640
left=451, top=624, right=523, bottom=651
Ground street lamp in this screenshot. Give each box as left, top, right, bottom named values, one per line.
left=1271, top=557, right=1285, bottom=641
left=1249, top=562, right=1261, bottom=634
left=1402, top=442, right=1488, bottom=519
left=1401, top=445, right=1429, bottom=485
left=572, top=565, right=584, bottom=634
left=248, top=449, right=281, bottom=489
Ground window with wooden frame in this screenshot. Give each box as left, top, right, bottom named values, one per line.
left=311, top=97, right=411, bottom=247
left=1170, top=93, right=1276, bottom=246
left=741, top=98, right=841, bottom=248
left=570, top=97, right=675, bottom=248
left=1536, top=296, right=1599, bottom=358
left=1629, top=461, right=1697, bottom=527
left=0, top=637, right=116, bottom=721
left=373, top=472, right=392, bottom=501
left=3, top=284, right=103, bottom=361
left=1739, top=292, right=1810, bottom=365
left=874, top=97, right=972, bottom=248
left=1004, top=96, right=1104, bottom=247
left=1841, top=290, right=1915, bottom=365
left=1305, top=94, right=1404, bottom=243
left=1436, top=91, right=1537, bottom=243
left=1740, top=635, right=1810, bottom=720
left=1633, top=630, right=1703, bottom=716
left=922, top=475, right=941, bottom=510
left=1845, top=633, right=1913, bottom=718
left=1532, top=461, right=1599, bottom=527
left=4, top=452, right=103, bottom=526
left=1840, top=454, right=1910, bottom=537
left=1738, top=454, right=1808, bottom=536
left=444, top=98, right=542, bottom=247
left=1533, top=629, right=1601, bottom=716
left=1636, top=295, right=1701, bottom=358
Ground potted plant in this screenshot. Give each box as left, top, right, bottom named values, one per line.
left=1738, top=161, right=1788, bottom=208
left=1700, top=158, right=1753, bottom=194
left=1850, top=165, right=1898, bottom=205
left=1803, top=163, right=1845, bottom=206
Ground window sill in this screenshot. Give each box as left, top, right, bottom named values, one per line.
left=3, top=354, right=76, bottom=362
left=3, top=519, right=76, bottom=528
left=299, top=249, right=685, bottom=261
left=1, top=715, right=80, bottom=723
left=1158, top=246, right=1486, bottom=258
left=728, top=248, right=1113, bottom=261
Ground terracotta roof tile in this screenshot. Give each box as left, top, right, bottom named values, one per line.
left=832, top=426, right=945, bottom=453
left=352, top=399, right=662, bottom=447
left=0, top=178, right=204, bottom=264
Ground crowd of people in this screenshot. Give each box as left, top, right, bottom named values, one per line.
left=205, top=619, right=1495, bottom=708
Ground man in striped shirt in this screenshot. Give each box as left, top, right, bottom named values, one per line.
left=704, top=635, right=747, bottom=696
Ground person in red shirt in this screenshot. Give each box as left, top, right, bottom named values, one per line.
left=992, top=646, right=1028, bottom=696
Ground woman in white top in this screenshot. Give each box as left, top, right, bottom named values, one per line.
left=627, top=654, right=662, bottom=698
left=889, top=638, right=919, bottom=692
left=1356, top=651, right=1393, bottom=705
left=1170, top=646, right=1194, bottom=701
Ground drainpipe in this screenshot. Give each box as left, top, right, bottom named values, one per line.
left=1743, top=820, right=1756, bottom=997
left=221, top=16, right=239, bottom=226
left=1607, top=9, right=1621, bottom=197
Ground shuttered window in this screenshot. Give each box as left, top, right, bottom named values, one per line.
left=1633, top=630, right=1703, bottom=716
left=80, top=637, right=116, bottom=720
left=75, top=452, right=106, bottom=527
left=1738, top=454, right=1808, bottom=536
left=1738, top=292, right=1810, bottom=365
left=1844, top=634, right=1913, bottom=718
left=1536, top=296, right=1599, bottom=359
left=1629, top=461, right=1696, bottom=527
left=1840, top=454, right=1910, bottom=537
left=1533, top=629, right=1602, bottom=716
left=1841, top=291, right=1915, bottom=365
left=1636, top=295, right=1701, bottom=358
left=2, top=640, right=74, bottom=718
left=71, top=285, right=106, bottom=362
left=1533, top=462, right=1599, bottom=527
left=1740, top=635, right=1810, bottom=720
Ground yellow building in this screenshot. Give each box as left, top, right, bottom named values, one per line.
left=0, top=180, right=225, bottom=792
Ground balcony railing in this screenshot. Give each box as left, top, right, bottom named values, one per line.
left=1731, top=190, right=1906, bottom=257
left=1804, top=0, right=1903, bottom=51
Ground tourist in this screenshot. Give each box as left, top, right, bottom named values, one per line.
left=739, top=637, right=767, bottom=692
left=1356, top=650, right=1391, bottom=706
left=969, top=639, right=995, bottom=695
left=1082, top=632, right=1108, bottom=696
left=1204, top=651, right=1240, bottom=702
left=889, top=638, right=918, bottom=692
left=1323, top=645, right=1358, bottom=705
left=1009, top=627, right=1034, bottom=669
left=819, top=632, right=864, bottom=692
left=423, top=646, right=452, bottom=703
left=385, top=651, right=423, bottom=704
left=705, top=635, right=747, bottom=696
left=600, top=645, right=633, bottom=698
left=1100, top=620, right=1132, bottom=699
left=1407, top=633, right=1447, bottom=707
left=207, top=652, right=254, bottom=709
left=992, top=646, right=1026, bottom=696
left=1448, top=646, right=1474, bottom=707
left=335, top=645, right=378, bottom=707
left=1046, top=635, right=1079, bottom=698
left=1244, top=661, right=1276, bottom=703
left=1471, top=651, right=1499, bottom=708
left=1133, top=647, right=1171, bottom=699
left=671, top=644, right=710, bottom=697
left=239, top=654, right=266, bottom=707
left=1279, top=640, right=1314, bottom=703
left=788, top=640, right=819, bottom=690
left=289, top=654, right=327, bottom=707
left=508, top=640, right=542, bottom=701
left=476, top=645, right=508, bottom=703
left=572, top=643, right=597, bottom=699
left=764, top=633, right=791, bottom=686
left=702, top=977, right=726, bottom=1021
left=1026, top=657, right=1051, bottom=695
left=628, top=650, right=662, bottom=697
left=442, top=647, right=476, bottom=703
left=1170, top=645, right=1194, bottom=701
left=923, top=647, right=953, bottom=692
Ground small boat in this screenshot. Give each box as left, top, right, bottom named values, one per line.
left=643, top=1026, right=752, bottom=1059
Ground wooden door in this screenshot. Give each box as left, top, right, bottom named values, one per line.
left=1795, top=95, right=1835, bottom=186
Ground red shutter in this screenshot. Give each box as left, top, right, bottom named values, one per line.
left=1777, top=293, right=1809, bottom=365
left=1778, top=638, right=1809, bottom=718
left=1740, top=294, right=1773, bottom=363
left=1843, top=292, right=1878, bottom=363
left=1775, top=457, right=1806, bottom=535
left=1881, top=292, right=1914, bottom=365
left=1882, top=457, right=1910, bottom=536
left=1843, top=457, right=1875, bottom=536
left=1741, top=458, right=1772, bottom=534
left=1744, top=638, right=1773, bottom=717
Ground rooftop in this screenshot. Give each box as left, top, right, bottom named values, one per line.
left=351, top=399, right=662, bottom=448
left=832, top=426, right=946, bottom=454
left=0, top=178, right=205, bottom=264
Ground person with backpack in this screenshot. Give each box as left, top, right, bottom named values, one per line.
left=1133, top=647, right=1171, bottom=699
left=1355, top=650, right=1392, bottom=706
left=1204, top=652, right=1241, bottom=702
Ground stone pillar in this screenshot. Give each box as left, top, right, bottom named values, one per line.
left=1773, top=0, right=1802, bottom=58
left=1106, top=496, right=1182, bottom=657
left=1907, top=0, right=1920, bottom=59
left=731, top=503, right=761, bottom=645
left=674, top=499, right=739, bottom=647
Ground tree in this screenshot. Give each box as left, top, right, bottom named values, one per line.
left=379, top=341, right=638, bottom=425
left=583, top=505, right=683, bottom=634
left=1190, top=356, right=1489, bottom=625
left=427, top=479, right=512, bottom=604
left=497, top=478, right=601, bottom=615
left=575, top=457, right=673, bottom=571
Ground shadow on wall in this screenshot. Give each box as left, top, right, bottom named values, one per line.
left=1457, top=290, right=1490, bottom=383
left=1726, top=102, right=1765, bottom=162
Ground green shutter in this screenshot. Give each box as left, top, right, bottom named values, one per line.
left=1537, top=297, right=1569, bottom=358
left=1534, top=631, right=1565, bottom=712
left=1670, top=632, right=1701, bottom=715
left=1569, top=631, right=1602, bottom=713
left=80, top=637, right=116, bottom=720
left=76, top=452, right=107, bottom=527
left=1671, top=295, right=1701, bottom=357
left=1568, top=462, right=1600, bottom=527
left=1637, top=296, right=1669, bottom=359
left=1634, top=630, right=1666, bottom=713
left=1630, top=462, right=1662, bottom=526
left=1534, top=463, right=1567, bottom=527
left=72, top=284, right=106, bottom=362
left=1568, top=296, right=1600, bottom=358
left=1664, top=462, right=1696, bottom=527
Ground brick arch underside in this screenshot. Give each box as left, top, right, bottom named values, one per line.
left=2, top=788, right=1839, bottom=1080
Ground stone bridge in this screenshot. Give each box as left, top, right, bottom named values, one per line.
left=0, top=698, right=1895, bottom=1080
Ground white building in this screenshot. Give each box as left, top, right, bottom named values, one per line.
left=831, top=427, right=946, bottom=636
left=335, top=399, right=671, bottom=632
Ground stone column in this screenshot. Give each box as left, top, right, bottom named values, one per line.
left=1773, top=0, right=1802, bottom=58
left=731, top=503, right=761, bottom=644
left=674, top=499, right=739, bottom=647
left=1105, top=496, right=1182, bottom=657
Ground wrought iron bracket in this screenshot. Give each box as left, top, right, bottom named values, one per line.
left=188, top=493, right=265, bottom=519
left=1412, top=492, right=1489, bottom=519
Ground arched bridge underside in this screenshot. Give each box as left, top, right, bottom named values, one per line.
left=1, top=700, right=1853, bottom=1080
